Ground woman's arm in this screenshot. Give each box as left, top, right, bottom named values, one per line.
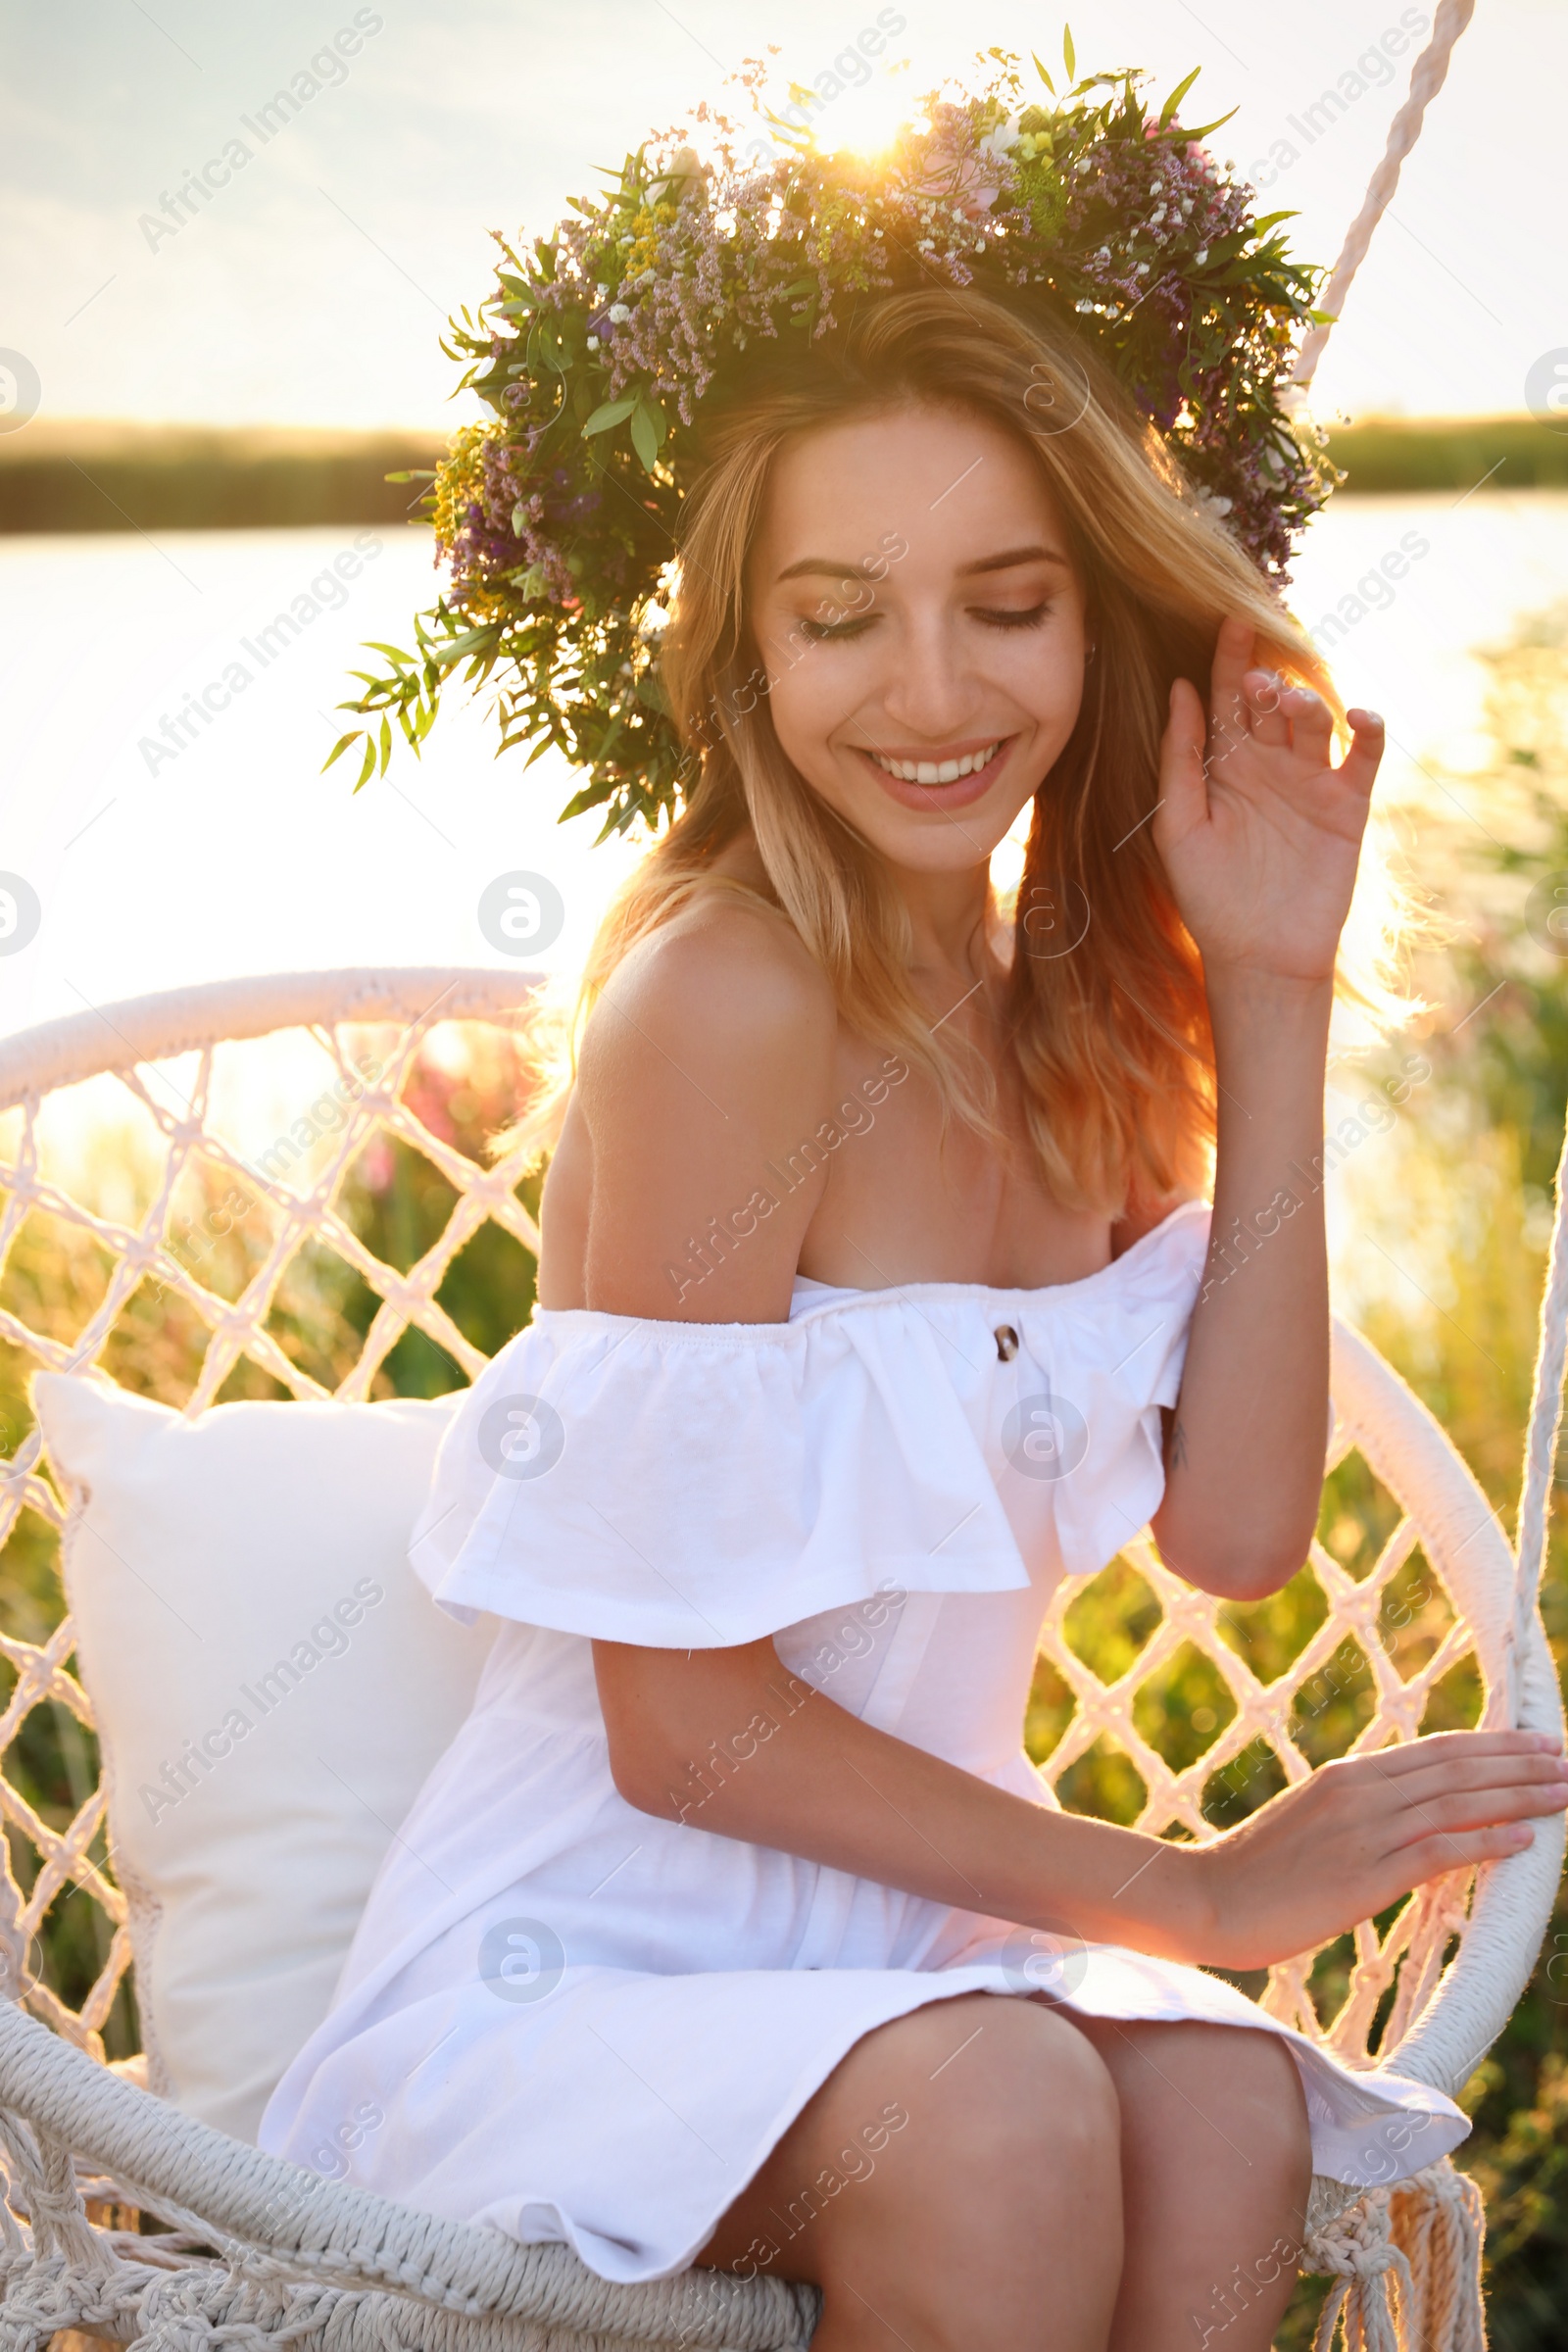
left=1150, top=970, right=1334, bottom=1596
left=577, top=878, right=1567, bottom=1973
left=595, top=1634, right=1564, bottom=1971
left=1150, top=617, right=1383, bottom=1599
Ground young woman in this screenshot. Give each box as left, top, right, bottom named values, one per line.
left=260, top=291, right=1568, bottom=2351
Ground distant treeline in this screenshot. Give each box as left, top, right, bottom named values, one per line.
left=0, top=415, right=1564, bottom=533
left=1326, top=414, right=1568, bottom=495
left=0, top=424, right=445, bottom=534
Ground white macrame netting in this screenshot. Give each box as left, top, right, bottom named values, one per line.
left=0, top=964, right=1559, bottom=2352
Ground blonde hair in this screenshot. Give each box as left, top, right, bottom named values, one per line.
left=493, top=288, right=1409, bottom=1212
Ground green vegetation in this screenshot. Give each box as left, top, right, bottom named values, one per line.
left=1, top=416, right=1562, bottom=534
left=1324, top=415, right=1568, bottom=497
left=0, top=422, right=444, bottom=534
left=1, top=608, right=1565, bottom=2338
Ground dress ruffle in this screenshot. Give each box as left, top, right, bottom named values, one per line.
left=407, top=1200, right=1212, bottom=1644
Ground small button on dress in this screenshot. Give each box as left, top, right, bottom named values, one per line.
left=258, top=1200, right=1467, bottom=2283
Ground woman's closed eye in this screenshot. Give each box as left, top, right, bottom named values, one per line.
left=973, top=599, right=1054, bottom=631
left=798, top=612, right=878, bottom=643
left=796, top=598, right=1055, bottom=644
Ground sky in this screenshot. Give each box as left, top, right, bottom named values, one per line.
left=2, top=0, right=1564, bottom=434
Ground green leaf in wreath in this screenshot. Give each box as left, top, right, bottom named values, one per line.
left=629, top=402, right=661, bottom=472
left=1159, top=67, right=1200, bottom=129
left=322, top=730, right=364, bottom=774
left=432, top=622, right=503, bottom=666
left=583, top=395, right=639, bottom=436
left=531, top=318, right=567, bottom=375
left=1174, top=107, right=1237, bottom=142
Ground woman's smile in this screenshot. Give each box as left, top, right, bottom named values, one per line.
left=854, top=734, right=1015, bottom=810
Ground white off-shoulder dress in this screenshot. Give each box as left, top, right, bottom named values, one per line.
left=258, top=1200, right=1466, bottom=2281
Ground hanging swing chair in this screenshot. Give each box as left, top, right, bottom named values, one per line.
left=0, top=7, right=1560, bottom=2348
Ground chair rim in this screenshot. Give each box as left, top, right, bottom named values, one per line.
left=1320, top=1321, right=1566, bottom=2099
left=0, top=965, right=548, bottom=1110
left=0, top=1998, right=818, bottom=2349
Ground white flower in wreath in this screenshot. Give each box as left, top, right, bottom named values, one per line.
left=976, top=112, right=1023, bottom=169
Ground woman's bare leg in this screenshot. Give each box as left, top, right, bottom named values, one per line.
left=698, top=1993, right=1123, bottom=2352
left=1062, top=2015, right=1312, bottom=2352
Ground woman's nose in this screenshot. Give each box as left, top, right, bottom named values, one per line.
left=876, top=619, right=976, bottom=740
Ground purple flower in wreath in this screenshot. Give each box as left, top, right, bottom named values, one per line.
left=539, top=467, right=604, bottom=529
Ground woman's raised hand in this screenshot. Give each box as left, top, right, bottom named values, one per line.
left=1152, top=613, right=1385, bottom=986
left=1192, top=1729, right=1568, bottom=1972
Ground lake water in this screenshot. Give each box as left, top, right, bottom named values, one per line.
left=1, top=494, right=1565, bottom=1302
left=3, top=492, right=1566, bottom=1046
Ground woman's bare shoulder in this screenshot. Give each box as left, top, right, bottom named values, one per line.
left=570, top=891, right=840, bottom=1319
left=580, top=888, right=837, bottom=1099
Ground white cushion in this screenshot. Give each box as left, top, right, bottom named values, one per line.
left=32, top=1374, right=492, bottom=2145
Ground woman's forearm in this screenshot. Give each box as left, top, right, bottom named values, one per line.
left=594, top=1634, right=1568, bottom=1983
left=1151, top=967, right=1334, bottom=1596
left=594, top=1636, right=1214, bottom=1961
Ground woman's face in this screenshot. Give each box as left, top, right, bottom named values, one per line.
left=745, top=402, right=1090, bottom=872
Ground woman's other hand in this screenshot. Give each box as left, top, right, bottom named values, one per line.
left=1191, top=1729, right=1568, bottom=1972
left=1153, top=613, right=1384, bottom=987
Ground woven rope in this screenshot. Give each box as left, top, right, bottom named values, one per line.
left=1290, top=0, right=1477, bottom=394
left=0, top=1999, right=816, bottom=2351
left=0, top=961, right=1560, bottom=2351
left=1510, top=1115, right=1568, bottom=1716
left=1304, top=2158, right=1487, bottom=2352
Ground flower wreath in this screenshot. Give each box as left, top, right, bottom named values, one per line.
left=331, top=38, right=1337, bottom=838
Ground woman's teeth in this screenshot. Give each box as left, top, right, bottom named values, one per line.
left=870, top=742, right=1000, bottom=785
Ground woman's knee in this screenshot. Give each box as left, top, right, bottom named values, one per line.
left=829, top=2001, right=1123, bottom=2347
left=704, top=1996, right=1124, bottom=2298
left=866, top=1995, right=1122, bottom=2214
left=1083, top=2015, right=1311, bottom=2207
left=1233, top=2029, right=1312, bottom=2207
left=1191, top=2025, right=1311, bottom=2187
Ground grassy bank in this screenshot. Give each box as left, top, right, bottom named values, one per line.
left=1, top=415, right=1564, bottom=533
left=0, top=421, right=445, bottom=533
left=1326, top=413, right=1568, bottom=496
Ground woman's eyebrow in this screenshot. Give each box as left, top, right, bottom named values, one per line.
left=960, top=544, right=1071, bottom=576
left=775, top=556, right=880, bottom=583
left=774, top=544, right=1070, bottom=584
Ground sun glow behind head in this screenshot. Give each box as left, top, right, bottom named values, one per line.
left=819, top=74, right=922, bottom=161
